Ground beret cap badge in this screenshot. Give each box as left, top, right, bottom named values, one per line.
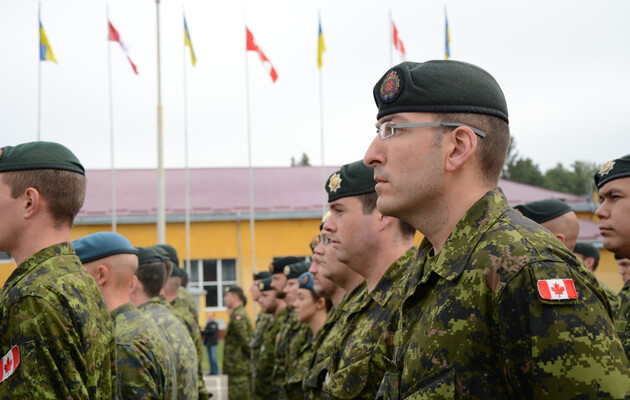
left=379, top=69, right=403, bottom=103
left=258, top=282, right=264, bottom=290
left=283, top=265, right=291, bottom=276
left=328, top=173, right=342, bottom=193
left=599, top=161, right=615, bottom=176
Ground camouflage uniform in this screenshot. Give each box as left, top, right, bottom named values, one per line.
left=284, top=318, right=313, bottom=398
left=224, top=304, right=253, bottom=400
left=0, top=243, right=117, bottom=399
left=378, top=189, right=630, bottom=399
left=271, top=306, right=298, bottom=399
left=323, top=248, right=415, bottom=399
left=140, top=296, right=199, bottom=400
left=251, top=312, right=273, bottom=388
left=602, top=281, right=619, bottom=310
left=615, top=280, right=630, bottom=359
left=170, top=296, right=210, bottom=400
left=303, top=281, right=367, bottom=400
left=112, top=301, right=177, bottom=400
left=178, top=285, right=199, bottom=320
left=254, top=313, right=281, bottom=400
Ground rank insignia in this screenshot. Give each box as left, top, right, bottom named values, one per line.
left=379, top=68, right=403, bottom=103
left=599, top=161, right=615, bottom=176
left=328, top=173, right=342, bottom=193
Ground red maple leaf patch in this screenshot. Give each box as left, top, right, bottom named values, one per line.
left=4, top=359, right=11, bottom=374
left=551, top=283, right=565, bottom=296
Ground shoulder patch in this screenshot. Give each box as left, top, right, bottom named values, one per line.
left=537, top=279, right=578, bottom=300
left=0, top=346, right=20, bottom=383
left=235, top=315, right=242, bottom=320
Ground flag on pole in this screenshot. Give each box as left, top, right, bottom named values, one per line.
left=392, top=21, right=406, bottom=60
left=39, top=19, right=57, bottom=63
left=317, top=15, right=326, bottom=69
left=184, top=16, right=196, bottom=66
left=246, top=26, right=278, bottom=83
left=108, top=20, right=139, bottom=74
left=444, top=8, right=451, bottom=59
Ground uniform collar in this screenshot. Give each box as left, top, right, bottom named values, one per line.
left=369, top=247, right=417, bottom=307
left=3, top=242, right=75, bottom=292
left=110, top=301, right=136, bottom=320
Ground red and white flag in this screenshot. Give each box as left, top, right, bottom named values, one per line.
left=392, top=21, right=406, bottom=60
left=108, top=20, right=139, bottom=75
left=537, top=279, right=578, bottom=300
left=246, top=26, right=278, bottom=83
left=0, top=346, right=20, bottom=383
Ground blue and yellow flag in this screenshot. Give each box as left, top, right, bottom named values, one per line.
left=444, top=8, right=450, bottom=60
left=39, top=18, right=57, bottom=63
left=184, top=16, right=196, bottom=66
left=317, top=14, right=326, bottom=69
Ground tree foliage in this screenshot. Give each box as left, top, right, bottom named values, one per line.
left=290, top=152, right=311, bottom=167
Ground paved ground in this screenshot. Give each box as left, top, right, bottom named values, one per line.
left=204, top=374, right=228, bottom=400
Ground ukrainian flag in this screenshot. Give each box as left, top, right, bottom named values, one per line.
left=444, top=9, right=450, bottom=60
left=184, top=16, right=196, bottom=66
left=39, top=19, right=57, bottom=63
left=317, top=15, right=326, bottom=69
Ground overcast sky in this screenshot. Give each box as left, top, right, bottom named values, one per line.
left=1, top=0, right=629, bottom=172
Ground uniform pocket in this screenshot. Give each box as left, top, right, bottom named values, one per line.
left=326, top=353, right=371, bottom=399
left=406, top=367, right=457, bottom=400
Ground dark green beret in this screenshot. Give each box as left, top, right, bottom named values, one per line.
left=573, top=243, right=600, bottom=261
left=283, top=261, right=311, bottom=279
left=0, top=141, right=85, bottom=175
left=373, top=60, right=508, bottom=123
left=594, top=154, right=630, bottom=189
left=616, top=254, right=626, bottom=261
left=136, top=246, right=165, bottom=265
left=514, top=199, right=572, bottom=224
left=259, top=277, right=273, bottom=292
left=73, top=232, right=137, bottom=264
left=326, top=160, right=375, bottom=202
left=269, top=256, right=302, bottom=274
left=253, top=271, right=271, bottom=280
left=298, top=272, right=315, bottom=290
left=170, top=265, right=187, bottom=278
left=155, top=244, right=180, bottom=267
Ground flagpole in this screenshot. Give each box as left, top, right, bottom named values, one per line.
left=156, top=0, right=166, bottom=244
left=389, top=9, right=393, bottom=67
left=318, top=10, right=326, bottom=212
left=37, top=1, right=42, bottom=141
left=244, top=8, right=257, bottom=318
left=183, top=8, right=191, bottom=275
left=107, top=5, right=117, bottom=232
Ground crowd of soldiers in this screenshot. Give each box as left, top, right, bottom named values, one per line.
left=0, top=59, right=630, bottom=399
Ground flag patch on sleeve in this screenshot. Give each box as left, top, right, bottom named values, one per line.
left=0, top=346, right=20, bottom=383
left=537, top=279, right=578, bottom=300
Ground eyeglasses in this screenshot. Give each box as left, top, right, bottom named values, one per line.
left=311, top=234, right=332, bottom=251
left=376, top=121, right=486, bottom=139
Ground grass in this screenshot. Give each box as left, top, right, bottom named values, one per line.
left=201, top=339, right=224, bottom=373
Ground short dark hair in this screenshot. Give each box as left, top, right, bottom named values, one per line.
left=360, top=191, right=415, bottom=238
left=591, top=258, right=600, bottom=272
left=3, top=169, right=86, bottom=227
left=136, top=261, right=166, bottom=298
left=434, top=113, right=510, bottom=184
left=228, top=286, right=247, bottom=306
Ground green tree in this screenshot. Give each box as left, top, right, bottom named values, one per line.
left=503, top=157, right=545, bottom=187
left=291, top=152, right=311, bottom=167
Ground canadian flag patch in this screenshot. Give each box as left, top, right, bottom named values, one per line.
left=537, top=279, right=578, bottom=300
left=0, top=346, right=20, bottom=383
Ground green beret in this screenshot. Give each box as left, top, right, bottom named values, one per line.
left=0, top=141, right=85, bottom=175
left=136, top=246, right=165, bottom=265
left=594, top=154, right=630, bottom=189
left=170, top=265, right=187, bottom=278
left=573, top=243, right=600, bottom=261
left=269, top=256, right=302, bottom=274
left=155, top=244, right=180, bottom=267
left=73, top=232, right=137, bottom=264
left=616, top=254, right=626, bottom=261
left=514, top=199, right=572, bottom=224
left=373, top=60, right=508, bottom=123
left=326, top=160, right=375, bottom=202
left=298, top=272, right=315, bottom=290
left=259, top=277, right=273, bottom=292
left=283, top=261, right=311, bottom=279
left=253, top=271, right=271, bottom=280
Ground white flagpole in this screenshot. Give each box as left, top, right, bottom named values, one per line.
left=37, top=1, right=42, bottom=141
left=318, top=10, right=326, bottom=212
left=244, top=8, right=257, bottom=318
left=156, top=0, right=166, bottom=244
left=389, top=9, right=393, bottom=67
left=107, top=4, right=117, bottom=232
left=183, top=8, right=191, bottom=275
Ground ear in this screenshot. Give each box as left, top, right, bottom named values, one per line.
left=378, top=213, right=395, bottom=231
left=315, top=297, right=327, bottom=311
left=94, top=265, right=110, bottom=286
left=554, top=233, right=566, bottom=245
left=444, top=127, right=477, bottom=173
left=23, top=187, right=41, bottom=219
left=129, top=275, right=140, bottom=295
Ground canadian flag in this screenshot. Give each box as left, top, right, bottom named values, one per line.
left=392, top=21, right=406, bottom=60
left=108, top=20, right=139, bottom=75
left=0, top=346, right=20, bottom=383
left=537, top=279, right=578, bottom=300
left=246, top=26, right=278, bottom=83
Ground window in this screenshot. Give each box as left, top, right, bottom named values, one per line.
left=0, top=253, right=12, bottom=264
left=188, top=258, right=237, bottom=310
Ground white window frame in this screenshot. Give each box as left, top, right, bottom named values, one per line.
left=188, top=258, right=237, bottom=311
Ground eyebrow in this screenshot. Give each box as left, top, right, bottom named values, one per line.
left=601, top=187, right=626, bottom=197
left=376, top=114, right=409, bottom=128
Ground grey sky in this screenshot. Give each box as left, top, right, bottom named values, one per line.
left=1, top=0, right=629, bottom=172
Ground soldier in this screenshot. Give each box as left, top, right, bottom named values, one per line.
left=130, top=246, right=199, bottom=400
left=255, top=277, right=286, bottom=400
left=364, top=60, right=630, bottom=397
left=202, top=312, right=220, bottom=375
left=74, top=232, right=176, bottom=399
left=156, top=244, right=199, bottom=320
left=573, top=242, right=617, bottom=305
left=321, top=160, right=416, bottom=399
left=281, top=261, right=312, bottom=398
left=250, top=271, right=273, bottom=389
left=157, top=246, right=209, bottom=400
left=0, top=141, right=117, bottom=399
left=514, top=198, right=580, bottom=251
left=595, top=154, right=630, bottom=359
left=223, top=286, right=253, bottom=400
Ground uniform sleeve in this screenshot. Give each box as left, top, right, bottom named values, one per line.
left=234, top=313, right=253, bottom=359
left=498, top=263, right=630, bottom=398
left=116, top=343, right=161, bottom=400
